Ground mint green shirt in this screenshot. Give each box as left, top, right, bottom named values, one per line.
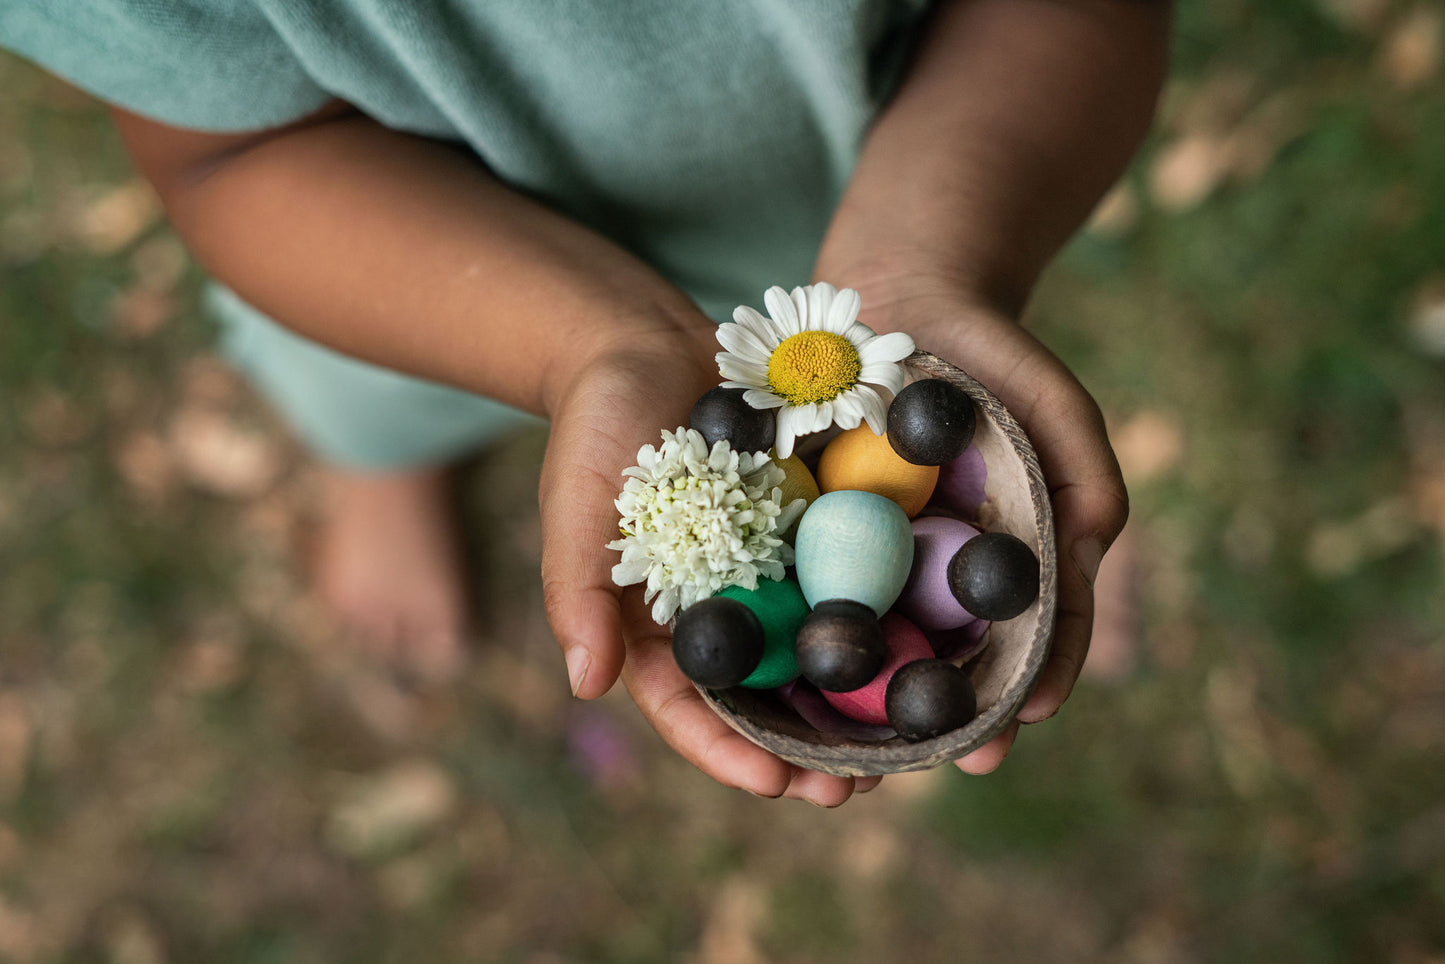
left=2, top=0, right=930, bottom=319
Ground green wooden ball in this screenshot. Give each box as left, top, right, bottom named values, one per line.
left=716, top=576, right=810, bottom=689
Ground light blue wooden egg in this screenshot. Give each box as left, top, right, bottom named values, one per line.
left=795, top=490, right=915, bottom=615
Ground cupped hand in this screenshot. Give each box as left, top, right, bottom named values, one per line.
left=538, top=326, right=880, bottom=805
left=861, top=293, right=1129, bottom=775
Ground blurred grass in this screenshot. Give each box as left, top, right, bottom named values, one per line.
left=2, top=2, right=1445, bottom=961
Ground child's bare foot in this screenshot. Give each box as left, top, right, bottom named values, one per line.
left=309, top=465, right=471, bottom=682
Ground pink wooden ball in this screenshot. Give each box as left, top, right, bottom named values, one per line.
left=821, top=612, right=932, bottom=726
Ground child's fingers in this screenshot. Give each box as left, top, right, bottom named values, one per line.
left=618, top=614, right=795, bottom=797
left=954, top=719, right=1019, bottom=775
left=901, top=310, right=1127, bottom=754
left=779, top=768, right=861, bottom=807
left=987, top=348, right=1127, bottom=724
left=538, top=414, right=635, bottom=700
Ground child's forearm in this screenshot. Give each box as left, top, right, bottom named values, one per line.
left=815, top=0, right=1171, bottom=314
left=112, top=103, right=714, bottom=417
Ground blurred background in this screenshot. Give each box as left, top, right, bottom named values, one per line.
left=2, top=2, right=1444, bottom=961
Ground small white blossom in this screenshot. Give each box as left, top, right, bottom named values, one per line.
left=608, top=427, right=805, bottom=625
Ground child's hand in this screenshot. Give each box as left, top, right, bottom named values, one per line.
left=863, top=292, right=1130, bottom=776
left=538, top=329, right=881, bottom=806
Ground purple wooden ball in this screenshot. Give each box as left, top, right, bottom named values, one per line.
left=927, top=444, right=988, bottom=519
left=894, top=516, right=981, bottom=632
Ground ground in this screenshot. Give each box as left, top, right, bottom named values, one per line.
left=1, top=3, right=1443, bottom=961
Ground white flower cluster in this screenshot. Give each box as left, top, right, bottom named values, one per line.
left=609, top=427, right=805, bottom=625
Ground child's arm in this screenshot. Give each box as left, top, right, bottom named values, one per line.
left=815, top=0, right=1171, bottom=771
left=114, top=105, right=864, bottom=802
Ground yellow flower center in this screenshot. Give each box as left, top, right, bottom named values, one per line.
left=766, top=331, right=861, bottom=405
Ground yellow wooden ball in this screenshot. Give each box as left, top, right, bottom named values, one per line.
left=816, top=425, right=939, bottom=519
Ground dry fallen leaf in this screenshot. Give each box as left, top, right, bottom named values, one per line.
left=1149, top=133, right=1235, bottom=212
left=1407, top=279, right=1445, bottom=356
left=324, top=759, right=458, bottom=858
left=129, top=234, right=189, bottom=292
left=1086, top=181, right=1140, bottom=238
left=113, top=431, right=177, bottom=504
left=1379, top=5, right=1442, bottom=90
left=1318, top=0, right=1392, bottom=34
left=168, top=408, right=282, bottom=498
left=1304, top=496, right=1420, bottom=579
left=110, top=286, right=175, bottom=339
left=1167, top=68, right=1258, bottom=137
left=691, top=875, right=767, bottom=964
left=70, top=180, right=161, bottom=255
left=1113, top=410, right=1185, bottom=483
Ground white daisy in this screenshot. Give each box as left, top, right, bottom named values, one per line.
left=608, top=428, right=806, bottom=626
left=715, top=283, right=915, bottom=458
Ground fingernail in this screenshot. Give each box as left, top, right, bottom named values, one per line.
left=1071, top=538, right=1104, bottom=588
left=566, top=648, right=592, bottom=698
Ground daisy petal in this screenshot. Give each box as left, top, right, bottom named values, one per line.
left=718, top=357, right=770, bottom=386
left=860, top=361, right=906, bottom=395
left=764, top=286, right=800, bottom=333
left=815, top=400, right=834, bottom=433
left=854, top=383, right=888, bottom=434
left=788, top=286, right=816, bottom=330
left=774, top=407, right=799, bottom=459
left=807, top=283, right=834, bottom=332
left=717, top=321, right=774, bottom=363
left=826, top=287, right=861, bottom=334
left=833, top=392, right=863, bottom=429
left=731, top=305, right=770, bottom=337
left=860, top=331, right=915, bottom=363
left=742, top=389, right=788, bottom=409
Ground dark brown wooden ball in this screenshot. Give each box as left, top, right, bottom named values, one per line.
left=885, top=659, right=977, bottom=742
left=886, top=379, right=976, bottom=466
left=672, top=596, right=766, bottom=688
left=794, top=599, right=887, bottom=692
left=689, top=386, right=776, bottom=455
left=946, top=531, right=1039, bottom=621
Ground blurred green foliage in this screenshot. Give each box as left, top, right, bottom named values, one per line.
left=1, top=2, right=1443, bottom=961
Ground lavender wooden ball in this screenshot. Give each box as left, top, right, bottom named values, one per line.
left=887, top=379, right=976, bottom=466
left=689, top=386, right=775, bottom=454
left=895, top=516, right=982, bottom=632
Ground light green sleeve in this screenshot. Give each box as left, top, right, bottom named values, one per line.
left=0, top=0, right=329, bottom=131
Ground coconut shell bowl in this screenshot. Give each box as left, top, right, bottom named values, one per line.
left=695, top=350, right=1059, bottom=777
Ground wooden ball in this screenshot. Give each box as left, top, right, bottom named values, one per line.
left=820, top=612, right=932, bottom=726
left=794, top=490, right=914, bottom=615
left=885, top=659, right=977, bottom=742
left=816, top=425, right=939, bottom=518
left=689, top=386, right=776, bottom=454
left=946, top=531, right=1040, bottom=621
left=887, top=379, right=976, bottom=466
left=895, top=515, right=982, bottom=632
left=672, top=597, right=765, bottom=688
left=716, top=577, right=810, bottom=689
left=794, top=599, right=887, bottom=693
